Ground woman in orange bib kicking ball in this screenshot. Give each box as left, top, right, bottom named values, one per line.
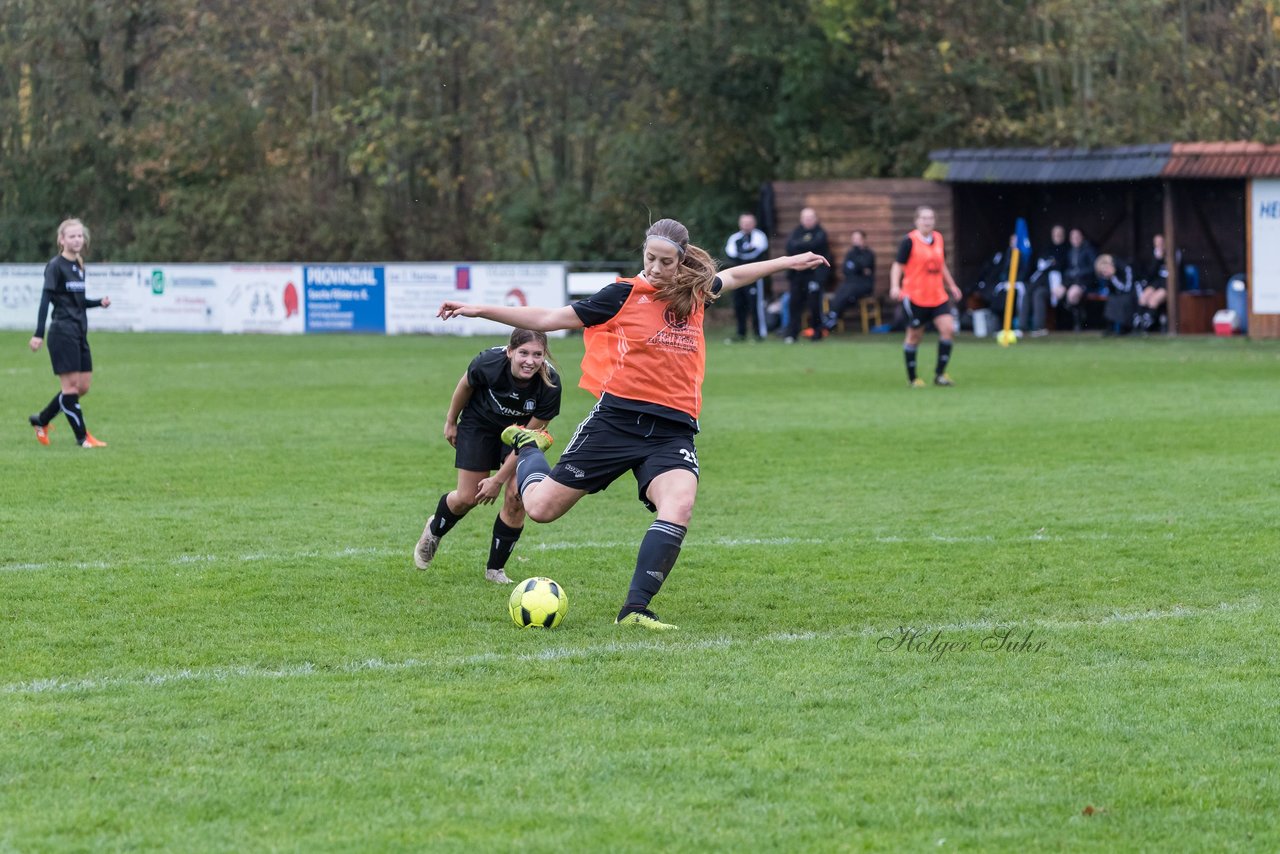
left=438, top=218, right=827, bottom=629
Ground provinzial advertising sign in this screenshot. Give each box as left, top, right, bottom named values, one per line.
left=304, top=265, right=386, bottom=333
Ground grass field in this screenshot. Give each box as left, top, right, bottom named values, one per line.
left=3, top=327, right=1279, bottom=851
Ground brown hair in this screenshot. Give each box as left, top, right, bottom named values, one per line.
left=508, top=328, right=557, bottom=387
left=56, top=218, right=90, bottom=268
left=645, top=218, right=718, bottom=320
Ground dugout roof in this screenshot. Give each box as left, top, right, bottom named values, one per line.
left=926, top=142, right=1280, bottom=184
left=918, top=142, right=1280, bottom=334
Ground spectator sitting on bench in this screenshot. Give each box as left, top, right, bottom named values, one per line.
left=1136, top=233, right=1179, bottom=334
left=1094, top=254, right=1137, bottom=336
left=970, top=234, right=1028, bottom=319
left=824, top=229, right=875, bottom=331
left=1020, top=224, right=1068, bottom=337
left=989, top=232, right=1030, bottom=326
left=1064, top=228, right=1098, bottom=331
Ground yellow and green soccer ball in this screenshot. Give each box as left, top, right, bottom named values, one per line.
left=508, top=577, right=568, bottom=628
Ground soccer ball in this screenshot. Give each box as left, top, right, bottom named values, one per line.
left=508, top=576, right=568, bottom=628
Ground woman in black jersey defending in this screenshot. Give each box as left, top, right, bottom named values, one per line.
left=28, top=219, right=111, bottom=448
left=414, top=329, right=562, bottom=584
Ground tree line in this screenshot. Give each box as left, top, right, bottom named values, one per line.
left=2, top=0, right=1277, bottom=263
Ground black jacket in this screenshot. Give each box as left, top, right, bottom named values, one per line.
left=785, top=224, right=833, bottom=286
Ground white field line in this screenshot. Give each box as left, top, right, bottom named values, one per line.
left=1, top=598, right=1260, bottom=697
left=0, top=531, right=1121, bottom=573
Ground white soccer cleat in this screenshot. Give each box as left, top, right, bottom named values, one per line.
left=414, top=517, right=440, bottom=570
left=484, top=568, right=513, bottom=584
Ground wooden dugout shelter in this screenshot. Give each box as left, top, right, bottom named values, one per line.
left=926, top=142, right=1280, bottom=338
left=768, top=143, right=1280, bottom=338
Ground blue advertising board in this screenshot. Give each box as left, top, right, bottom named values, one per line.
left=304, top=265, right=386, bottom=333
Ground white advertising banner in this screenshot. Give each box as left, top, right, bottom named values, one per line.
left=0, top=263, right=146, bottom=332
left=83, top=265, right=148, bottom=332
left=141, top=265, right=224, bottom=332
left=1251, top=178, right=1280, bottom=314
left=0, top=260, right=567, bottom=336
left=388, top=262, right=568, bottom=336
left=0, top=264, right=44, bottom=332
left=221, top=265, right=305, bottom=334
left=384, top=262, right=567, bottom=337
left=383, top=263, right=460, bottom=335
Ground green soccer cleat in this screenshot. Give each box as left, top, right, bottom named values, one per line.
left=934, top=373, right=955, bottom=387
left=615, top=607, right=679, bottom=631
left=500, top=424, right=553, bottom=452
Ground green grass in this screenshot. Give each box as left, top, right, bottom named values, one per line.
left=3, top=328, right=1279, bottom=852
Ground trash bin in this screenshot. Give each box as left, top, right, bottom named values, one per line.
left=972, top=309, right=993, bottom=338
left=1227, top=275, right=1248, bottom=334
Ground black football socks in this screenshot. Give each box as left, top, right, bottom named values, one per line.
left=904, top=345, right=919, bottom=382
left=36, top=394, right=61, bottom=426
left=936, top=340, right=953, bottom=377
left=430, top=493, right=465, bottom=537
left=59, top=393, right=88, bottom=444
left=622, top=520, right=687, bottom=612
left=488, top=516, right=523, bottom=570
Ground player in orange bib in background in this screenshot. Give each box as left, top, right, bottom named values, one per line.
left=889, top=206, right=963, bottom=388
left=438, top=218, right=827, bottom=630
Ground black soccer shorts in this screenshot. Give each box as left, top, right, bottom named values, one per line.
left=903, top=298, right=952, bottom=330
left=453, top=416, right=514, bottom=472
left=550, top=404, right=699, bottom=511
left=46, top=324, right=92, bottom=375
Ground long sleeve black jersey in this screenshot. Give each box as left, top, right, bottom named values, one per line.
left=35, top=255, right=102, bottom=338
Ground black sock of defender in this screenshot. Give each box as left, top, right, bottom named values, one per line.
left=904, top=346, right=919, bottom=382
left=37, top=394, right=61, bottom=426
left=59, top=393, right=88, bottom=443
left=488, top=516, right=523, bottom=570
left=936, top=340, right=953, bottom=376
left=430, top=493, right=465, bottom=537
left=514, top=444, right=551, bottom=497
left=622, top=520, right=687, bottom=612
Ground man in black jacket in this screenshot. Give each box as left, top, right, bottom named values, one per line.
left=784, top=208, right=833, bottom=342
left=825, top=229, right=876, bottom=331
left=1019, top=224, right=1068, bottom=336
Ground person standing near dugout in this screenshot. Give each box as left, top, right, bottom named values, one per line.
left=889, top=206, right=963, bottom=387
left=414, top=329, right=562, bottom=584
left=28, top=218, right=111, bottom=448
left=723, top=212, right=770, bottom=340
left=783, top=207, right=833, bottom=342
left=437, top=218, right=828, bottom=630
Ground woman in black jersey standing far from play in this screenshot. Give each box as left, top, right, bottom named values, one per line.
left=28, top=218, right=110, bottom=448
left=414, top=329, right=563, bottom=584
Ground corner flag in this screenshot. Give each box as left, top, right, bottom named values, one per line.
left=998, top=218, right=1031, bottom=347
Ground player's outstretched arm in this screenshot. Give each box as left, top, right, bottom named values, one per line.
left=437, top=302, right=584, bottom=332
left=718, top=252, right=829, bottom=292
